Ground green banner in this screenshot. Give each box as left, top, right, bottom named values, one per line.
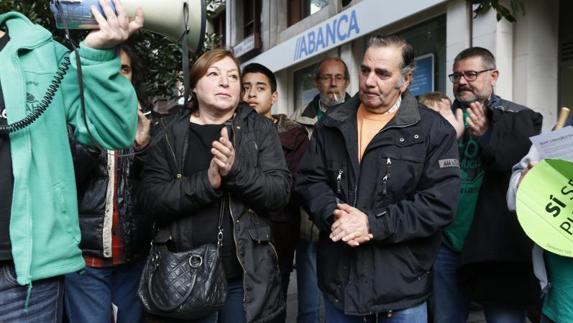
left=516, top=159, right=573, bottom=257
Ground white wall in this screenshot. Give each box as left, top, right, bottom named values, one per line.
left=514, top=0, right=559, bottom=129
left=446, top=0, right=471, bottom=99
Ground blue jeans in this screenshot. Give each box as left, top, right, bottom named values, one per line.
left=325, top=299, right=427, bottom=323
left=432, top=245, right=526, bottom=323
left=217, top=280, right=246, bottom=323
left=144, top=280, right=245, bottom=323
left=296, top=240, right=321, bottom=323
left=0, top=261, right=64, bottom=322
left=64, top=260, right=145, bottom=323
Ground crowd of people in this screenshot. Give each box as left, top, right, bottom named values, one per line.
left=1, top=2, right=571, bottom=323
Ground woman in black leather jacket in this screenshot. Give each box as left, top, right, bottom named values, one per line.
left=140, top=48, right=291, bottom=323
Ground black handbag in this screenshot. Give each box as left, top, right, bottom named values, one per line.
left=138, top=201, right=228, bottom=320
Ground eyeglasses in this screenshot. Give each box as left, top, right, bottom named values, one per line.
left=318, top=74, right=346, bottom=82
left=448, top=68, right=495, bottom=83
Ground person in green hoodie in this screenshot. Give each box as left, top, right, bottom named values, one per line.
left=0, top=0, right=144, bottom=321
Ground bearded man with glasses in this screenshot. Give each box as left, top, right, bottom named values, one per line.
left=432, top=47, right=543, bottom=323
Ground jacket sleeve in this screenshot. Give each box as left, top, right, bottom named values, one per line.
left=367, top=119, right=461, bottom=244
left=61, top=42, right=138, bottom=150
left=507, top=145, right=541, bottom=211
left=480, top=109, right=543, bottom=173
left=295, top=126, right=338, bottom=232
left=139, top=134, right=222, bottom=224
left=285, top=127, right=310, bottom=175
left=223, top=120, right=292, bottom=212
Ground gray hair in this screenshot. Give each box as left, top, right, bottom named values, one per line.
left=367, top=34, right=416, bottom=85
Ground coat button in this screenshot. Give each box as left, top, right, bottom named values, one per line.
left=399, top=137, right=405, bottom=142
left=414, top=134, right=419, bottom=139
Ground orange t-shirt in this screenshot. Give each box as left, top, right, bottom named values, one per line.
left=357, top=103, right=398, bottom=162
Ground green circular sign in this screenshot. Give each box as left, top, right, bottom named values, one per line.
left=516, top=159, right=573, bottom=257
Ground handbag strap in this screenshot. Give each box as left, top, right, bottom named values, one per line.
left=216, top=196, right=226, bottom=248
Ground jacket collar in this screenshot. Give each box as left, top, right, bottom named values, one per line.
left=324, top=91, right=421, bottom=128
left=0, top=12, right=52, bottom=51
left=301, top=92, right=352, bottom=119
left=452, top=94, right=503, bottom=111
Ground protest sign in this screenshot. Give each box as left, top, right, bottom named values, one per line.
left=517, top=159, right=573, bottom=257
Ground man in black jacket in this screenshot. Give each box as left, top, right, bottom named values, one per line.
left=295, top=35, right=460, bottom=322
left=432, top=47, right=543, bottom=322
left=242, top=63, right=309, bottom=323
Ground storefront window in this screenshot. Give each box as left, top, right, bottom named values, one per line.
left=294, top=63, right=319, bottom=112
left=288, top=0, right=329, bottom=27
left=396, top=15, right=447, bottom=98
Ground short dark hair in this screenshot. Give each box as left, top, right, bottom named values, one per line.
left=367, top=35, right=415, bottom=77
left=314, top=57, right=350, bottom=81
left=242, top=63, right=277, bottom=93
left=454, top=47, right=496, bottom=69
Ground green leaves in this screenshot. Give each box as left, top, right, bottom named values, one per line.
left=472, top=0, right=526, bottom=22
left=0, top=1, right=221, bottom=103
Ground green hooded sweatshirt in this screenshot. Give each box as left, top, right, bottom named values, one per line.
left=0, top=11, right=137, bottom=285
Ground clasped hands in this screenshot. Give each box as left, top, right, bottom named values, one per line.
left=208, top=127, right=235, bottom=190
left=330, top=203, right=373, bottom=247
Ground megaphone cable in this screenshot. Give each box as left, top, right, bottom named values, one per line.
left=0, top=0, right=96, bottom=144
left=0, top=56, right=71, bottom=134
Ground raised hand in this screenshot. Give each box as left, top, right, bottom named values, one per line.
left=84, top=0, right=144, bottom=49
left=431, top=99, right=464, bottom=139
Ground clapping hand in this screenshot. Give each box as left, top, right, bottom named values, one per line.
left=211, top=127, right=235, bottom=177
left=465, top=101, right=489, bottom=138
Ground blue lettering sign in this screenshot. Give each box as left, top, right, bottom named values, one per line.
left=293, top=9, right=360, bottom=61
left=316, top=26, right=325, bottom=51
left=337, top=14, right=348, bottom=41
left=326, top=21, right=336, bottom=47
left=348, top=10, right=360, bottom=35
left=308, top=31, right=316, bottom=54
left=299, top=37, right=308, bottom=60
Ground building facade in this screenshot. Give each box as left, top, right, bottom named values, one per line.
left=213, top=0, right=569, bottom=128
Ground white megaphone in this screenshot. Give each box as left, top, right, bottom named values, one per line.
left=50, top=0, right=206, bottom=53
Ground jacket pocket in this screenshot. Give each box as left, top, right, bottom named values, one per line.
left=378, top=144, right=425, bottom=201
left=248, top=225, right=279, bottom=262
left=401, top=244, right=429, bottom=283
left=55, top=183, right=81, bottom=244
left=325, top=163, right=348, bottom=203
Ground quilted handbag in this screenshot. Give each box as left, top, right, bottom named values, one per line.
left=138, top=202, right=227, bottom=320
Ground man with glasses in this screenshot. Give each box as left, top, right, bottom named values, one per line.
left=432, top=47, right=543, bottom=322
left=291, top=56, right=351, bottom=323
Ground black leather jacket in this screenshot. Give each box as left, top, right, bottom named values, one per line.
left=296, top=93, right=460, bottom=314
left=140, top=104, right=291, bottom=323
left=72, top=142, right=152, bottom=262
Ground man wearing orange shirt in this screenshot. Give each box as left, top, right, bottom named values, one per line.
left=295, top=35, right=460, bottom=322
